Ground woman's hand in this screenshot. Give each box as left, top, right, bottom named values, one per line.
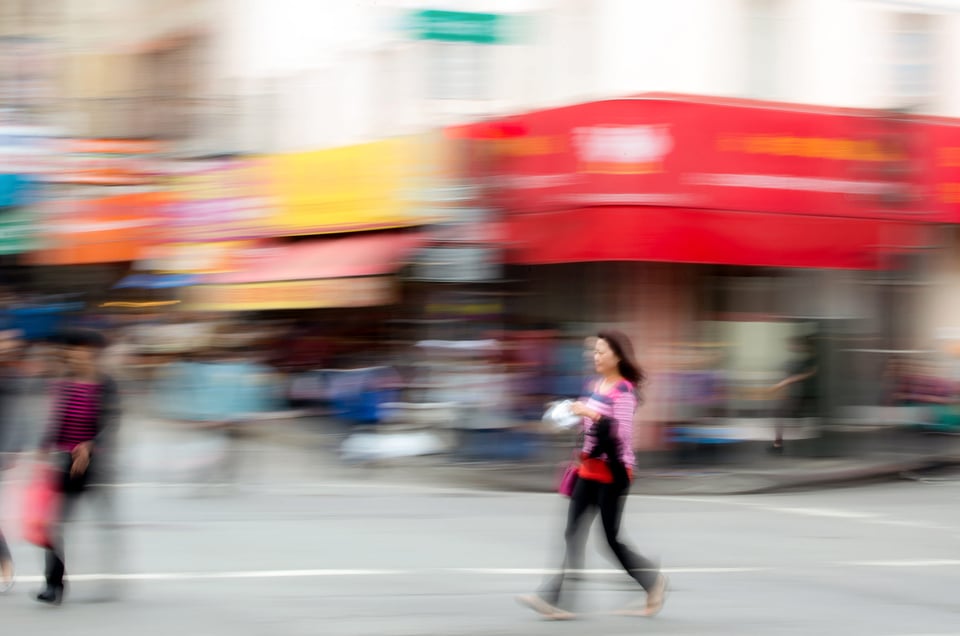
left=71, top=441, right=93, bottom=478
left=570, top=401, right=598, bottom=421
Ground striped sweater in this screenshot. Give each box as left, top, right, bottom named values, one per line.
left=581, top=378, right=637, bottom=468
left=42, top=377, right=118, bottom=453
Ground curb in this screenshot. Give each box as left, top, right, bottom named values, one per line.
left=132, top=411, right=960, bottom=496
left=392, top=455, right=960, bottom=496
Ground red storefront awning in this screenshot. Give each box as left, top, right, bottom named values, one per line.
left=185, top=231, right=425, bottom=312
left=203, top=231, right=425, bottom=285
left=451, top=94, right=949, bottom=269
left=464, top=95, right=943, bottom=221
left=507, top=207, right=930, bottom=270
left=922, top=116, right=960, bottom=223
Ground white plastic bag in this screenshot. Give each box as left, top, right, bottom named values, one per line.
left=543, top=399, right=581, bottom=430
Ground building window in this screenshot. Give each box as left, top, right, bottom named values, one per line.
left=890, top=13, right=937, bottom=109
left=743, top=0, right=784, bottom=99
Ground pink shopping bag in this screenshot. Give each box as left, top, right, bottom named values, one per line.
left=21, top=465, right=62, bottom=548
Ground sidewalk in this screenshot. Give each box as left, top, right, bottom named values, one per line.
left=126, top=405, right=960, bottom=496
left=20, top=388, right=959, bottom=496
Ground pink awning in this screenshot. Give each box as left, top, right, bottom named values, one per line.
left=203, top=232, right=424, bottom=284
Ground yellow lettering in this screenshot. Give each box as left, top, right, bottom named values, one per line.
left=745, top=136, right=771, bottom=154
left=786, top=137, right=805, bottom=156
left=940, top=147, right=960, bottom=168
left=716, top=134, right=741, bottom=153
left=941, top=183, right=960, bottom=204
left=849, top=140, right=869, bottom=162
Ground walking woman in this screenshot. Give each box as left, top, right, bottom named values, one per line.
left=518, top=330, right=668, bottom=620
left=34, top=328, right=120, bottom=605
left=1, top=329, right=24, bottom=593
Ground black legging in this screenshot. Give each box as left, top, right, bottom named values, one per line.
left=44, top=456, right=117, bottom=589
left=0, top=529, right=10, bottom=564
left=540, top=476, right=659, bottom=607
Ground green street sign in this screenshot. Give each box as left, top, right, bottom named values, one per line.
left=411, top=10, right=508, bottom=44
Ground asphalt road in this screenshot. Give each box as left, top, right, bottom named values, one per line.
left=2, top=466, right=960, bottom=634
left=1, top=393, right=960, bottom=635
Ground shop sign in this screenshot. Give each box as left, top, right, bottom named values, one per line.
left=410, top=10, right=509, bottom=44
left=411, top=246, right=501, bottom=282
left=164, top=158, right=277, bottom=241
left=0, top=173, right=33, bottom=207
left=463, top=96, right=942, bottom=222
left=262, top=137, right=424, bottom=235
left=187, top=276, right=396, bottom=311
left=46, top=138, right=164, bottom=186
left=0, top=207, right=38, bottom=254
left=28, top=191, right=167, bottom=265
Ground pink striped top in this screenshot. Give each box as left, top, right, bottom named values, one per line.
left=581, top=378, right=637, bottom=467
left=50, top=380, right=103, bottom=452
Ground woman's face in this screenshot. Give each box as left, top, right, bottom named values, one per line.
left=594, top=338, right=620, bottom=376
left=64, top=345, right=96, bottom=375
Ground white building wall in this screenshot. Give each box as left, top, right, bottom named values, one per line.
left=199, top=0, right=960, bottom=152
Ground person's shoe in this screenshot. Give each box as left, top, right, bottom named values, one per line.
left=0, top=559, right=14, bottom=594
left=34, top=584, right=64, bottom=606
left=516, top=594, right=575, bottom=620
left=644, top=573, right=669, bottom=617
left=614, top=574, right=669, bottom=617
left=768, top=444, right=784, bottom=455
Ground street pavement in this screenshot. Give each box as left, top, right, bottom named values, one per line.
left=2, top=399, right=960, bottom=635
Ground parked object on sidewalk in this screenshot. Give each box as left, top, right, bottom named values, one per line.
left=339, top=430, right=449, bottom=462
left=326, top=367, right=402, bottom=424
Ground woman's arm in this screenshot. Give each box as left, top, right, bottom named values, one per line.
left=92, top=377, right=121, bottom=450
left=611, top=386, right=637, bottom=466
left=571, top=378, right=602, bottom=420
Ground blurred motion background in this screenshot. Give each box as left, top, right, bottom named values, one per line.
left=4, top=0, right=960, bottom=469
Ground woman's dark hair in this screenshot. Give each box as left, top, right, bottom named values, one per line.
left=597, top=330, right=645, bottom=400
left=52, top=328, right=108, bottom=350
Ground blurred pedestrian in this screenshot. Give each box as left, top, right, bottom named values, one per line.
left=0, top=329, right=24, bottom=593
left=769, top=335, right=818, bottom=454
left=33, top=328, right=121, bottom=605
left=517, top=330, right=668, bottom=620
left=0, top=531, right=11, bottom=594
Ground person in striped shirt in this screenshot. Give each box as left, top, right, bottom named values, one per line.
left=34, top=328, right=119, bottom=606
left=518, top=330, right=668, bottom=620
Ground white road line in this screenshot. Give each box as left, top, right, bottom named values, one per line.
left=767, top=507, right=881, bottom=519
left=12, top=570, right=404, bottom=584
left=453, top=567, right=769, bottom=575
left=96, top=482, right=511, bottom=497
left=844, top=559, right=960, bottom=567
left=646, top=496, right=957, bottom=533
left=869, top=519, right=950, bottom=530
left=8, top=560, right=960, bottom=585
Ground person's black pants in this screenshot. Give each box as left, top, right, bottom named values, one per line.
left=44, top=455, right=117, bottom=589
left=541, top=476, right=659, bottom=607
left=775, top=397, right=817, bottom=445
left=0, top=528, right=10, bottom=563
